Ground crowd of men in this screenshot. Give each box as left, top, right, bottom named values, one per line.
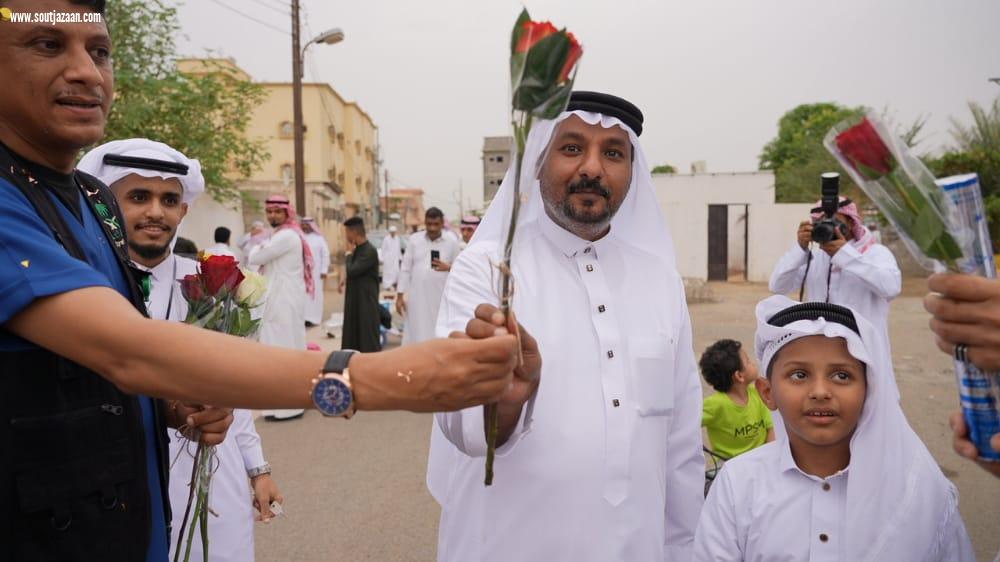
left=1, top=2, right=998, bottom=562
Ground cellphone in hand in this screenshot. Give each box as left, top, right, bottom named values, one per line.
left=430, top=249, right=440, bottom=269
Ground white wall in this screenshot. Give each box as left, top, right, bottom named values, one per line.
left=747, top=204, right=813, bottom=283
left=178, top=196, right=245, bottom=253
left=652, top=171, right=812, bottom=283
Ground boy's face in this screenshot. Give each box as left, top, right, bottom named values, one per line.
left=738, top=349, right=760, bottom=384
left=757, top=336, right=867, bottom=450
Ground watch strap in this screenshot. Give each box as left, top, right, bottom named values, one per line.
left=323, top=350, right=357, bottom=375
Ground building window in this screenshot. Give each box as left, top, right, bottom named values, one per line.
left=496, top=155, right=504, bottom=163
left=279, top=121, right=293, bottom=138
left=280, top=163, right=293, bottom=186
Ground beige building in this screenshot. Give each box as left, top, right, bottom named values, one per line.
left=482, top=136, right=513, bottom=204
left=380, top=188, right=426, bottom=233
left=176, top=58, right=379, bottom=263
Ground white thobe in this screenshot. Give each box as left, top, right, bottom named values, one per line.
left=249, top=228, right=306, bottom=418
left=429, top=216, right=705, bottom=562
left=380, top=234, right=402, bottom=289
left=205, top=242, right=239, bottom=260
left=397, top=231, right=460, bottom=345
left=693, top=442, right=975, bottom=562
left=769, top=243, right=901, bottom=340
left=303, top=231, right=330, bottom=325
left=139, top=253, right=267, bottom=562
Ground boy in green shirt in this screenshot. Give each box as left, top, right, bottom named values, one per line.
left=699, top=339, right=775, bottom=458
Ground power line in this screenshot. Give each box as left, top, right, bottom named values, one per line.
left=246, top=0, right=290, bottom=17
left=206, top=0, right=289, bottom=36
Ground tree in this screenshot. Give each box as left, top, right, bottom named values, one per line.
left=759, top=103, right=866, bottom=202
left=103, top=0, right=268, bottom=202
left=927, top=97, right=1000, bottom=244
left=651, top=164, right=676, bottom=174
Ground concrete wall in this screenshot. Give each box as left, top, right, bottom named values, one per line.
left=747, top=204, right=813, bottom=283
left=652, top=171, right=813, bottom=283
left=178, top=195, right=246, bottom=255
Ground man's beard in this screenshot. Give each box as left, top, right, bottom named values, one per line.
left=543, top=177, right=619, bottom=239
left=130, top=239, right=170, bottom=261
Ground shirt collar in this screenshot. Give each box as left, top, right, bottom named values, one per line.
left=539, top=211, right=616, bottom=259
left=778, top=439, right=850, bottom=482
left=133, top=253, right=175, bottom=283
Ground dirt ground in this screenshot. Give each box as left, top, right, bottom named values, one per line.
left=254, top=280, right=999, bottom=561
left=691, top=280, right=1000, bottom=561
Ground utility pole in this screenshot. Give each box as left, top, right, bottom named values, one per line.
left=291, top=0, right=306, bottom=213
left=384, top=168, right=390, bottom=228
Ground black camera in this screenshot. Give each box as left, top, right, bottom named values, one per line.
left=811, top=172, right=849, bottom=244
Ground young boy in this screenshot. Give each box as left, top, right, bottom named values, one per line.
left=699, top=339, right=774, bottom=458
left=693, top=296, right=975, bottom=561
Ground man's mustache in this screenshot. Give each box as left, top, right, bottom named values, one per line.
left=567, top=178, right=610, bottom=199
left=134, top=221, right=172, bottom=232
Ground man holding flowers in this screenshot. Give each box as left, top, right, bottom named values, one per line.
left=79, top=138, right=283, bottom=561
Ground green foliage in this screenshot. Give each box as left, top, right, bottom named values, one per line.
left=759, top=103, right=866, bottom=203
left=103, top=0, right=268, bottom=202
left=651, top=164, right=676, bottom=174
left=925, top=97, right=1000, bottom=246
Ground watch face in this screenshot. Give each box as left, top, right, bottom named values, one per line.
left=313, top=377, right=352, bottom=416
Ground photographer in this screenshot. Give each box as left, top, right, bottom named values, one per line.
left=769, top=178, right=901, bottom=341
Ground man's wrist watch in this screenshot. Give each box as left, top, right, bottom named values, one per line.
left=247, top=463, right=271, bottom=479
left=311, top=350, right=358, bottom=418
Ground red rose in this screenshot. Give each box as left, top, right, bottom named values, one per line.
left=835, top=117, right=895, bottom=180
left=559, top=32, right=582, bottom=82
left=180, top=274, right=206, bottom=302
left=515, top=20, right=558, bottom=53
left=200, top=254, right=244, bottom=295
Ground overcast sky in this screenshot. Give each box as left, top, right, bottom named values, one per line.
left=174, top=0, right=1000, bottom=219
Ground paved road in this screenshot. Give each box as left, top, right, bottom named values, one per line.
left=251, top=282, right=999, bottom=561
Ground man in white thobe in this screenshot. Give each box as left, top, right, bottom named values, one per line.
left=429, top=92, right=704, bottom=561
left=301, top=216, right=330, bottom=326
left=381, top=225, right=403, bottom=289
left=249, top=194, right=315, bottom=420
left=769, top=196, right=901, bottom=342
left=206, top=226, right=240, bottom=260
left=78, top=138, right=283, bottom=562
left=396, top=207, right=460, bottom=345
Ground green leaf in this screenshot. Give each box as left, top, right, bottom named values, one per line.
left=510, top=8, right=531, bottom=54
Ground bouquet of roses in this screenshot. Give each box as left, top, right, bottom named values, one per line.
left=485, top=9, right=582, bottom=486
left=174, top=253, right=267, bottom=562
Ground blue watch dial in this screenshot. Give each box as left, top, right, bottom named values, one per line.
left=313, top=377, right=353, bottom=416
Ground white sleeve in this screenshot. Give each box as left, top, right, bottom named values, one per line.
left=692, top=466, right=743, bottom=562
left=248, top=230, right=297, bottom=267
left=432, top=246, right=534, bottom=458
left=830, top=244, right=902, bottom=300
left=933, top=499, right=977, bottom=562
left=231, top=409, right=267, bottom=471
left=664, top=291, right=706, bottom=561
left=397, top=235, right=415, bottom=294
left=769, top=243, right=811, bottom=295
left=319, top=238, right=331, bottom=273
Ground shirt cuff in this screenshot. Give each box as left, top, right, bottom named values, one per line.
left=831, top=243, right=861, bottom=267
left=460, top=397, right=535, bottom=458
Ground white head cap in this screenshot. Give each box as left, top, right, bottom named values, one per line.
left=78, top=138, right=205, bottom=205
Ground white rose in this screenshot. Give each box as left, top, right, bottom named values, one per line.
left=237, top=269, right=268, bottom=306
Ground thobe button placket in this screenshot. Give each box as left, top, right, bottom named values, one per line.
left=586, top=264, right=594, bottom=272
left=607, top=350, right=614, bottom=359
left=612, top=399, right=620, bottom=407
left=822, top=482, right=831, bottom=491
left=598, top=305, right=606, bottom=313
left=819, top=533, right=829, bottom=543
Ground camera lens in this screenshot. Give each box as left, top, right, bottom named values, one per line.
left=811, top=221, right=835, bottom=243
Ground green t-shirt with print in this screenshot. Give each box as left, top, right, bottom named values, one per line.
left=702, top=385, right=773, bottom=459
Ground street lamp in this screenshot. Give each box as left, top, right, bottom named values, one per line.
left=292, top=0, right=344, bottom=213
left=990, top=77, right=1000, bottom=87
